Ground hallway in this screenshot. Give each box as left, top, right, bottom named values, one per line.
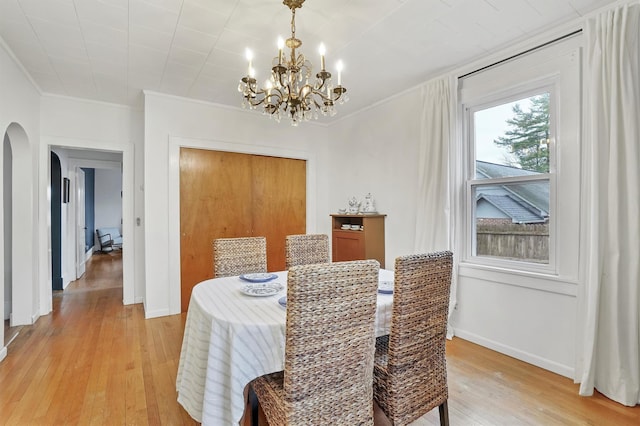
left=0, top=251, right=196, bottom=425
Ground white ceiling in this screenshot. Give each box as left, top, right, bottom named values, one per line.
left=0, top=0, right=619, bottom=119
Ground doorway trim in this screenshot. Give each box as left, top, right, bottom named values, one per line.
left=42, top=137, right=135, bottom=311
left=167, top=136, right=317, bottom=315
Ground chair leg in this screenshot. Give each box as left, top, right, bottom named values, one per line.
left=438, top=401, right=449, bottom=426
left=248, top=386, right=259, bottom=426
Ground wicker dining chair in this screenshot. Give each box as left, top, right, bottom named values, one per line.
left=374, top=251, right=453, bottom=426
left=284, top=233, right=330, bottom=269
left=213, top=236, right=268, bottom=278
left=248, top=259, right=380, bottom=426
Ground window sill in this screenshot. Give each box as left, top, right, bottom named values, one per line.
left=458, top=261, right=578, bottom=296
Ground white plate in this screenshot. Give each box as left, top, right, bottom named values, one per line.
left=239, top=273, right=278, bottom=282
left=240, top=282, right=284, bottom=297
left=378, top=280, right=394, bottom=294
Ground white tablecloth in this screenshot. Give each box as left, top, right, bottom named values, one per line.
left=176, top=269, right=394, bottom=425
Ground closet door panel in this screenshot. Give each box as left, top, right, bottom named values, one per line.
left=179, top=148, right=253, bottom=312
left=251, top=155, right=306, bottom=272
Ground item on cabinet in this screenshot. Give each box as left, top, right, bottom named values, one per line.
left=362, top=193, right=377, bottom=214
left=338, top=208, right=347, bottom=214
left=348, top=196, right=360, bottom=214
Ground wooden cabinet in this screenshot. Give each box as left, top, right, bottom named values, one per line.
left=331, top=214, right=386, bottom=268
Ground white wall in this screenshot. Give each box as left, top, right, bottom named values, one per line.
left=327, top=92, right=424, bottom=268
left=0, top=38, right=41, bottom=361
left=143, top=92, right=330, bottom=318
left=94, top=168, right=122, bottom=232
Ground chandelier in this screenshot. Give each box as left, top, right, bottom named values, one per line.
left=238, top=0, right=348, bottom=126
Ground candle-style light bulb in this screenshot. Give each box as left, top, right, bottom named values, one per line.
left=245, top=48, right=253, bottom=76
left=336, top=60, right=343, bottom=86
left=319, top=43, right=326, bottom=70
left=277, top=37, right=284, bottom=64
left=265, top=80, right=273, bottom=97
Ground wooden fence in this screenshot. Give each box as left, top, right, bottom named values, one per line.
left=476, top=221, right=549, bottom=263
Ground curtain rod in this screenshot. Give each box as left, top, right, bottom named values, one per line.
left=458, top=29, right=583, bottom=80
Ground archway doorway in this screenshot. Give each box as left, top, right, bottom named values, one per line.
left=2, top=123, right=34, bottom=352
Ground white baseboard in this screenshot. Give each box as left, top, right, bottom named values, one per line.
left=31, top=313, right=39, bottom=325
left=6, top=330, right=19, bottom=346
left=0, top=346, right=6, bottom=363
left=144, top=308, right=172, bottom=319
left=453, top=329, right=575, bottom=379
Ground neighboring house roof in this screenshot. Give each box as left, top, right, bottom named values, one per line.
left=475, top=161, right=549, bottom=223
left=478, top=194, right=547, bottom=223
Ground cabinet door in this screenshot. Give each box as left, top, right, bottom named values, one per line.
left=332, top=232, right=365, bottom=262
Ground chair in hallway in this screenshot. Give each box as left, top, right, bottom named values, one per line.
left=213, top=236, right=267, bottom=278
left=373, top=251, right=453, bottom=426
left=248, top=259, right=380, bottom=425
left=96, top=227, right=123, bottom=252
left=284, top=234, right=330, bottom=269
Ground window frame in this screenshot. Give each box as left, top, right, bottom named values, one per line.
left=463, top=84, right=558, bottom=275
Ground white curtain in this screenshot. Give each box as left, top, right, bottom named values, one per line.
left=413, top=77, right=457, bottom=338
left=578, top=2, right=640, bottom=406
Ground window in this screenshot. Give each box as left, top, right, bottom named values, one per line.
left=458, top=35, right=581, bottom=286
left=470, top=92, right=552, bottom=265
left=458, top=35, right=581, bottom=280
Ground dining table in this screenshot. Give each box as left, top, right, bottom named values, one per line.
left=176, top=268, right=395, bottom=426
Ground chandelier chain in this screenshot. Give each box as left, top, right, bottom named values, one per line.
left=291, top=8, right=296, bottom=39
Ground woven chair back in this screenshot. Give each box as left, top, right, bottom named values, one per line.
left=381, top=251, right=453, bottom=425
left=213, top=236, right=267, bottom=278
left=285, top=234, right=330, bottom=269
left=283, top=259, right=379, bottom=424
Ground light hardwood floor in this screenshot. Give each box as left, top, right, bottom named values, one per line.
left=1, top=252, right=639, bottom=425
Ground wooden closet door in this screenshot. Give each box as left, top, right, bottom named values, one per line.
left=251, top=155, right=306, bottom=272
left=179, top=148, right=306, bottom=312
left=180, top=149, right=253, bottom=312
